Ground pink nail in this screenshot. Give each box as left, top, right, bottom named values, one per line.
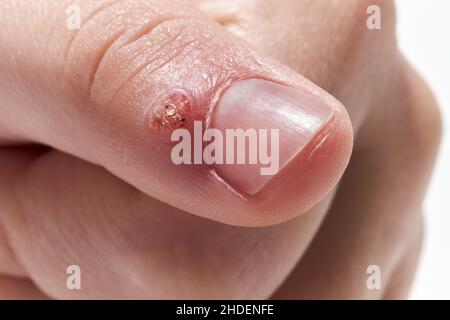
left=211, top=79, right=334, bottom=195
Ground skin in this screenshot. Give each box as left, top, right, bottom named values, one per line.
left=0, top=0, right=441, bottom=299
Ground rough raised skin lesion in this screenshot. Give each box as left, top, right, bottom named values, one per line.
left=149, top=92, right=192, bottom=134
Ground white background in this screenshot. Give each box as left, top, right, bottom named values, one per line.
left=396, top=0, right=450, bottom=299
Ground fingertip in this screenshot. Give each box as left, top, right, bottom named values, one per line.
left=235, top=99, right=353, bottom=227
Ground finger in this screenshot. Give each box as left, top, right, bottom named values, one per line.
left=0, top=147, right=329, bottom=299
left=0, top=145, right=48, bottom=279
left=0, top=275, right=48, bottom=300
left=0, top=0, right=352, bottom=226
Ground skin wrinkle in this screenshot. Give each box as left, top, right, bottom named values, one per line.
left=61, top=1, right=202, bottom=105
left=88, top=28, right=128, bottom=96
left=100, top=20, right=203, bottom=108
left=88, top=19, right=199, bottom=103
left=64, top=0, right=126, bottom=58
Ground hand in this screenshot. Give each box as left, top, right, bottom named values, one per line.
left=0, top=0, right=441, bottom=299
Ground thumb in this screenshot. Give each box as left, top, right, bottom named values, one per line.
left=0, top=0, right=352, bottom=226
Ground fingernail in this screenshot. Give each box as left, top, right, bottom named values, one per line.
left=211, top=79, right=334, bottom=195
